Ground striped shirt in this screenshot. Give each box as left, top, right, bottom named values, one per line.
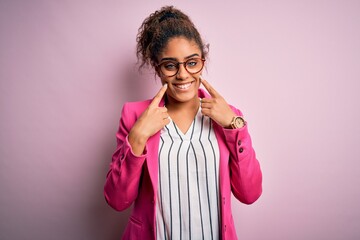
left=156, top=107, right=220, bottom=240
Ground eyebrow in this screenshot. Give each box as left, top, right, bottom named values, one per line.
left=160, top=53, right=200, bottom=62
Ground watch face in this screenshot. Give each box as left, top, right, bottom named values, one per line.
left=231, top=116, right=245, bottom=129
left=233, top=116, right=245, bottom=128
left=235, top=118, right=243, bottom=128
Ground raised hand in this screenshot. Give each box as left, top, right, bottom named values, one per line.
left=128, top=84, right=170, bottom=155
left=200, top=78, right=236, bottom=128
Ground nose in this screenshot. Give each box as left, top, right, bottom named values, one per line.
left=176, top=63, right=190, bottom=80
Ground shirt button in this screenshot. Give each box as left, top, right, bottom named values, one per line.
left=237, top=140, right=241, bottom=146
left=239, top=147, right=244, bottom=153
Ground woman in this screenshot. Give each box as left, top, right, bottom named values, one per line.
left=104, top=6, right=262, bottom=240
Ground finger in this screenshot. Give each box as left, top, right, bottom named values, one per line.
left=162, top=112, right=169, bottom=119
left=163, top=118, right=171, bottom=125
left=201, top=108, right=211, bottom=117
left=201, top=79, right=220, bottom=98
left=200, top=98, right=213, bottom=103
left=150, top=84, right=167, bottom=107
left=159, top=107, right=168, bottom=113
left=200, top=102, right=213, bottom=109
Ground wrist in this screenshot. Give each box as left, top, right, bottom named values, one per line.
left=129, top=128, right=148, bottom=145
left=228, top=116, right=246, bottom=129
left=128, top=128, right=149, bottom=156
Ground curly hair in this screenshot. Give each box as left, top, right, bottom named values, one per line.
left=136, top=6, right=208, bottom=70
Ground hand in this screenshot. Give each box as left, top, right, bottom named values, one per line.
left=128, top=84, right=170, bottom=155
left=200, top=78, right=236, bottom=128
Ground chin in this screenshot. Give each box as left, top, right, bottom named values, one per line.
left=168, top=86, right=199, bottom=103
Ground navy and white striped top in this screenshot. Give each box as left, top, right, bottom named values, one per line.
left=156, top=107, right=220, bottom=240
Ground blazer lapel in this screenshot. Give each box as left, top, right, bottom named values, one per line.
left=143, top=97, right=166, bottom=194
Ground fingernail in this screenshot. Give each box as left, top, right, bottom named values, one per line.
left=164, top=83, right=168, bottom=87
left=199, top=75, right=203, bottom=80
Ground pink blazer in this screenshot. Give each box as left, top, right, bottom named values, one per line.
left=104, top=88, right=262, bottom=240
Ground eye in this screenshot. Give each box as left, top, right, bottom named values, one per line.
left=186, top=59, right=199, bottom=68
left=163, top=62, right=177, bottom=70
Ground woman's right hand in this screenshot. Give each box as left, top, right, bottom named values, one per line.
left=128, top=84, right=170, bottom=156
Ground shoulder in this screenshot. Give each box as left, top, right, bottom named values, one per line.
left=121, top=99, right=152, bottom=117
left=117, top=99, right=152, bottom=130
left=123, top=99, right=152, bottom=111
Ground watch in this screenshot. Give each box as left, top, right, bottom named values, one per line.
left=230, top=116, right=246, bottom=129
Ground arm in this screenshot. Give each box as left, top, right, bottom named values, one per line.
left=104, top=84, right=169, bottom=211
left=200, top=78, right=262, bottom=204
left=223, top=107, right=262, bottom=204
left=104, top=103, right=147, bottom=211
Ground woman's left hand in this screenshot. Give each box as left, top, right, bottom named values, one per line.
left=200, top=78, right=236, bottom=128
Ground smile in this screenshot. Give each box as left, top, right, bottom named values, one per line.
left=174, top=82, right=193, bottom=90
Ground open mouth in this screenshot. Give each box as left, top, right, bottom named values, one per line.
left=173, top=81, right=193, bottom=90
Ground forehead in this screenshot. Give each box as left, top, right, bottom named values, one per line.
left=160, top=37, right=201, bottom=60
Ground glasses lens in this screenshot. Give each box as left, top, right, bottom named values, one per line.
left=160, top=61, right=178, bottom=77
left=185, top=58, right=204, bottom=74
left=159, top=58, right=204, bottom=77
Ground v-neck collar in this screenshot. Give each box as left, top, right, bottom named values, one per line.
left=159, top=88, right=209, bottom=139
left=167, top=106, right=200, bottom=140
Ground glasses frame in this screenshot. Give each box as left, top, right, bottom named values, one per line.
left=156, top=58, right=206, bottom=77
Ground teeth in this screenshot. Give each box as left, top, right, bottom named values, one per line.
left=176, top=83, right=191, bottom=89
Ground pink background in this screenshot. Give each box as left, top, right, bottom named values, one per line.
left=1, top=0, right=360, bottom=239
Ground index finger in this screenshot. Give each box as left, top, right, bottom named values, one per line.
left=201, top=78, right=220, bottom=98
left=150, top=84, right=167, bottom=107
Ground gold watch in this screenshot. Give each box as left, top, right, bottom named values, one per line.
left=230, top=116, right=246, bottom=129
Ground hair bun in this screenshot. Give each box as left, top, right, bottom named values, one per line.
left=159, top=11, right=178, bottom=23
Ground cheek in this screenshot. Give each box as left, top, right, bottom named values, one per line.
left=160, top=76, right=174, bottom=85
left=160, top=77, right=168, bottom=85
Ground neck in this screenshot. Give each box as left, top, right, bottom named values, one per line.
left=165, top=95, right=200, bottom=113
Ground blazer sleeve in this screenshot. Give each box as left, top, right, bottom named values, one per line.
left=104, top=103, right=147, bottom=211
left=222, top=106, right=263, bottom=204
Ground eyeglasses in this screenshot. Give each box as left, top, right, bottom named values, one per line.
left=157, top=58, right=205, bottom=77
